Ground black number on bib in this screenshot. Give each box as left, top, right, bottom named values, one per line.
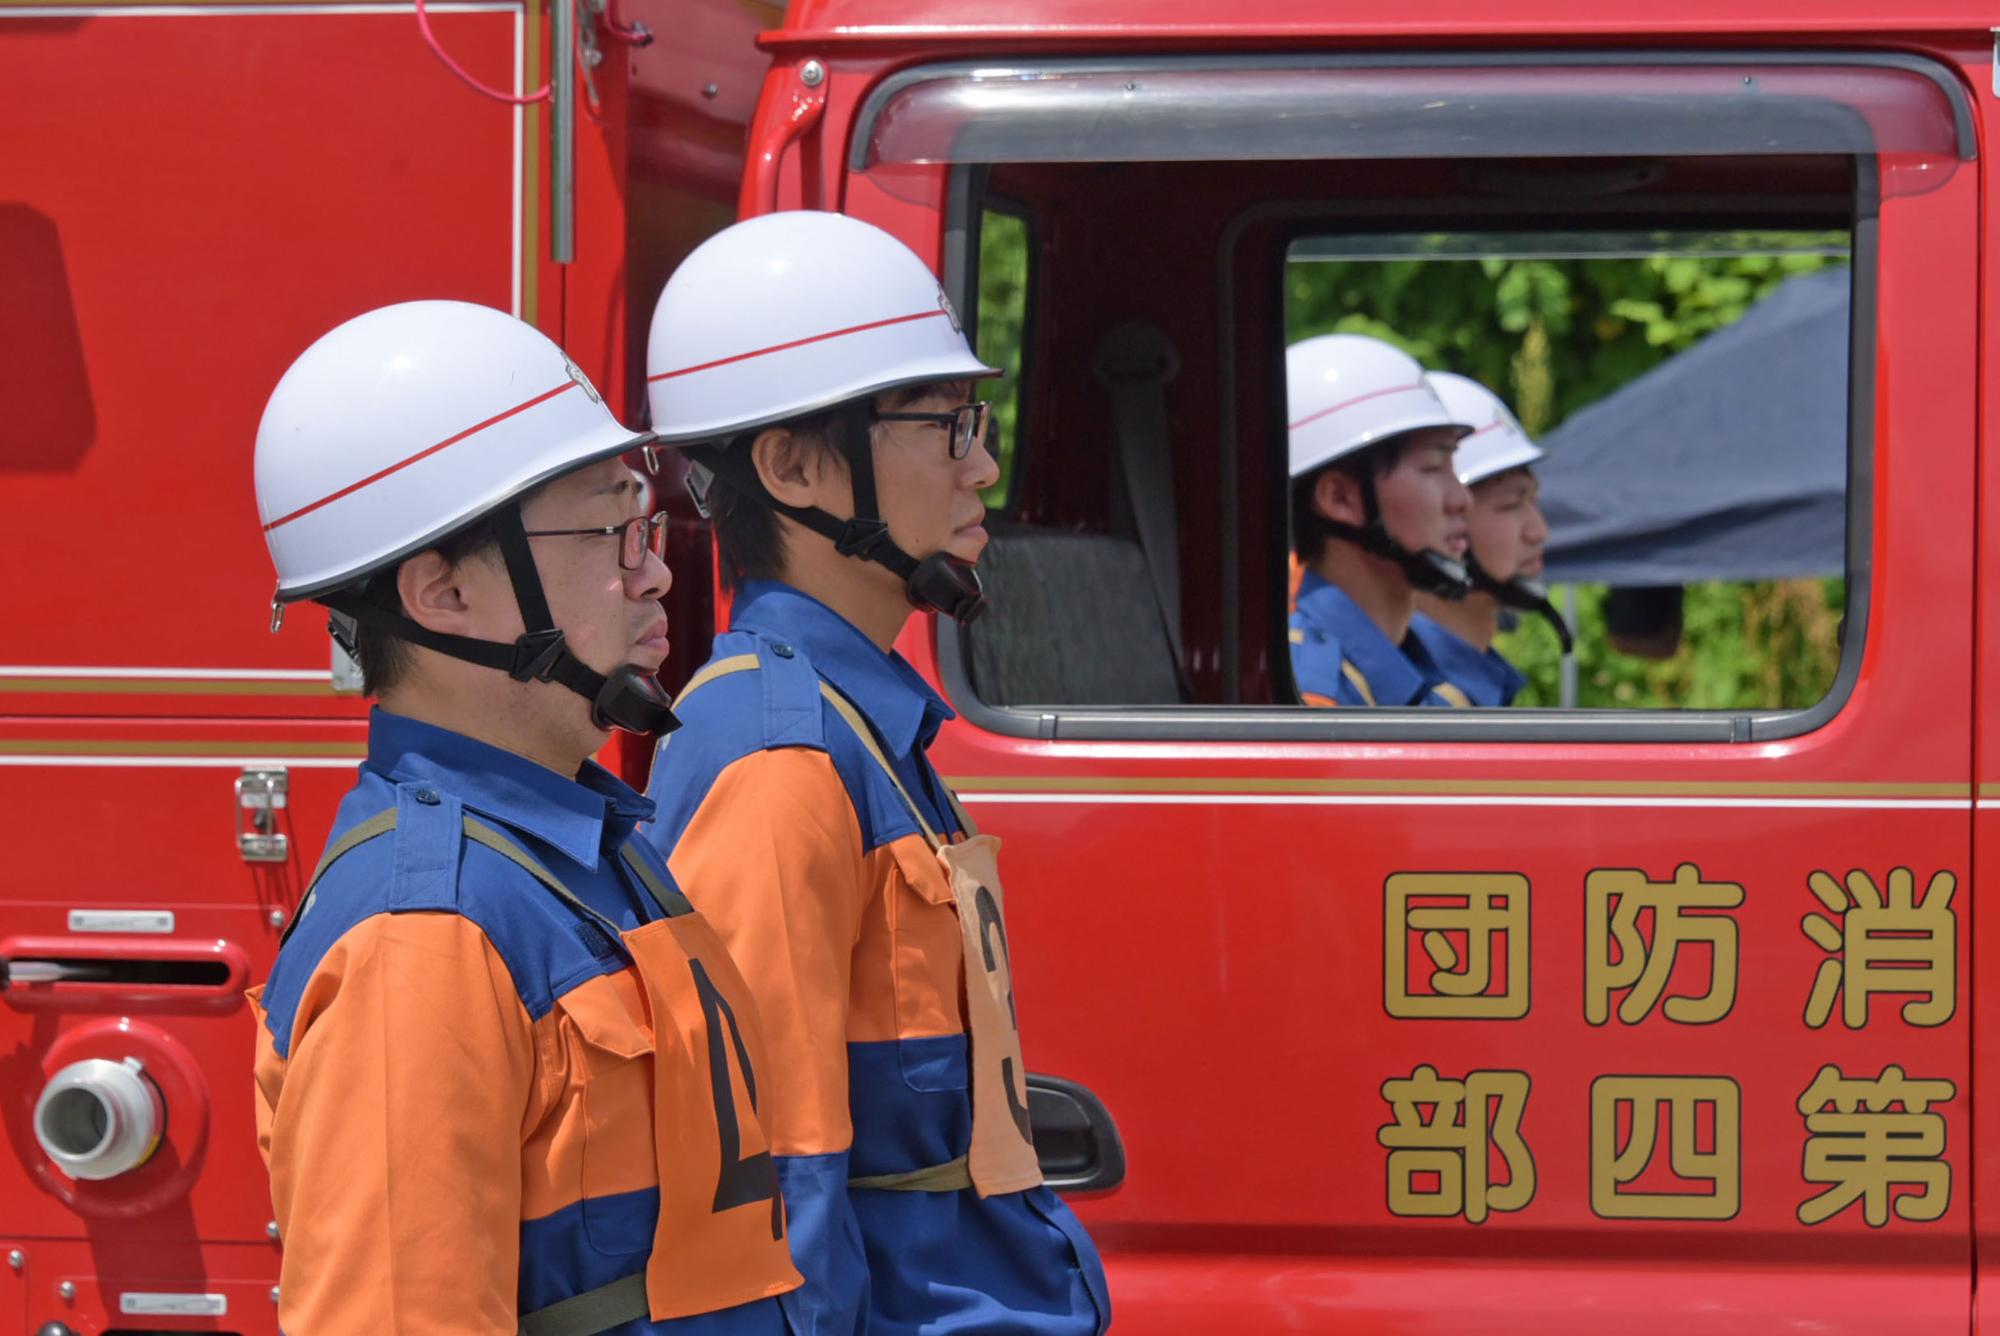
left=974, top=885, right=1035, bottom=1145
left=689, top=957, right=783, bottom=1238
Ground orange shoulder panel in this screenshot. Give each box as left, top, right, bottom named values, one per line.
left=1301, top=691, right=1340, bottom=708
left=257, top=911, right=535, bottom=1335
left=667, top=746, right=868, bottom=1158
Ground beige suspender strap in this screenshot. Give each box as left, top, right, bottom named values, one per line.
left=306, top=808, right=400, bottom=888
left=848, top=1154, right=973, bottom=1193
left=463, top=815, right=627, bottom=941
left=673, top=652, right=965, bottom=846
left=282, top=808, right=400, bottom=946
left=1339, top=659, right=1379, bottom=707
left=941, top=786, right=978, bottom=838
left=618, top=842, right=693, bottom=917
left=1431, top=681, right=1472, bottom=709
left=517, top=1270, right=649, bottom=1336
left=815, top=682, right=943, bottom=852
left=654, top=653, right=761, bottom=765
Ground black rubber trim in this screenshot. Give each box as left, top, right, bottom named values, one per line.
left=850, top=50, right=1976, bottom=173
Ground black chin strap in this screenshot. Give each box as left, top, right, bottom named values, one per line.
left=1469, top=557, right=1575, bottom=653
left=1323, top=471, right=1473, bottom=601
left=323, top=503, right=678, bottom=737
left=691, top=405, right=988, bottom=625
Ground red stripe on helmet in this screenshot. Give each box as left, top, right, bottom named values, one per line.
left=1289, top=379, right=1427, bottom=432
left=647, top=308, right=951, bottom=382
left=262, top=380, right=580, bottom=532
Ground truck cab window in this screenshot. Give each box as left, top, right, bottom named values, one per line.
left=878, top=56, right=1964, bottom=740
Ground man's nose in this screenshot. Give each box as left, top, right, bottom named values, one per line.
left=1445, top=475, right=1472, bottom=516
left=1525, top=501, right=1550, bottom=545
left=628, top=545, right=672, bottom=602
left=963, top=427, right=1002, bottom=492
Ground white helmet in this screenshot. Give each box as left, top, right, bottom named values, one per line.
left=257, top=300, right=648, bottom=603
left=646, top=210, right=996, bottom=444
left=256, top=300, right=675, bottom=734
left=1426, top=371, right=1544, bottom=486
left=1287, top=334, right=1470, bottom=478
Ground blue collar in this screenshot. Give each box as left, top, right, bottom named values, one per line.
left=362, top=707, right=655, bottom=872
left=730, top=580, right=955, bottom=761
left=1294, top=570, right=1435, bottom=707
left=1407, top=614, right=1526, bottom=707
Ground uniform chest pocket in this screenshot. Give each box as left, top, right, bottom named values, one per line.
left=886, top=838, right=971, bottom=1094
left=552, top=973, right=661, bottom=1258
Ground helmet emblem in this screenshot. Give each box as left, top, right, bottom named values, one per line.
left=563, top=356, right=604, bottom=404
left=936, top=289, right=963, bottom=334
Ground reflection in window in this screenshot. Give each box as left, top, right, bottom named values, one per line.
left=1286, top=231, right=1851, bottom=711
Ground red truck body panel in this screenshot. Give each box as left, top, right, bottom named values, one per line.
left=2, top=0, right=1994, bottom=1330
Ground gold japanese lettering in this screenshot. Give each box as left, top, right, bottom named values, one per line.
left=1797, top=1064, right=1954, bottom=1226
left=1590, top=1076, right=1739, bottom=1219
left=1378, top=1065, right=1535, bottom=1223
left=1584, top=863, right=1742, bottom=1025
left=1384, top=873, right=1530, bottom=1019
left=1801, top=868, right=1956, bottom=1029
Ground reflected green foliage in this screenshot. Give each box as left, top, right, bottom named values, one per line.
left=1495, top=579, right=1846, bottom=710
left=1289, top=248, right=1849, bottom=710
left=975, top=209, right=1029, bottom=508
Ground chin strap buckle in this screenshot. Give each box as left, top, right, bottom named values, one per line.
left=509, top=628, right=570, bottom=682
left=834, top=518, right=894, bottom=560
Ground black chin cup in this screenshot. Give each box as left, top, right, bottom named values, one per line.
left=1472, top=562, right=1575, bottom=653
left=908, top=552, right=987, bottom=625
left=592, top=664, right=681, bottom=736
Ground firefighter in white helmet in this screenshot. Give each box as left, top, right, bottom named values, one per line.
left=638, top=211, right=1110, bottom=1336
left=1408, top=371, right=1572, bottom=707
left=247, top=300, right=802, bottom=1335
left=1287, top=333, right=1476, bottom=707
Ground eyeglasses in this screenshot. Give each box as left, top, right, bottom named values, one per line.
left=523, top=510, right=669, bottom=571
left=872, top=400, right=992, bottom=461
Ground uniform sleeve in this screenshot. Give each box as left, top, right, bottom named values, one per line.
left=256, top=911, right=536, bottom=1335
left=668, top=746, right=872, bottom=1335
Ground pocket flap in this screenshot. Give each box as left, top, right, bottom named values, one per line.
left=889, top=836, right=956, bottom=907
left=555, top=972, right=655, bottom=1060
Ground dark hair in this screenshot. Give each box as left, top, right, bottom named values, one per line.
left=1289, top=436, right=1411, bottom=563
left=348, top=511, right=508, bottom=696
left=707, top=383, right=960, bottom=589
left=708, top=406, right=844, bottom=591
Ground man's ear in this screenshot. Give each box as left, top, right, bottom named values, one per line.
left=1313, top=468, right=1367, bottom=527
left=396, top=548, right=476, bottom=635
left=752, top=426, right=847, bottom=511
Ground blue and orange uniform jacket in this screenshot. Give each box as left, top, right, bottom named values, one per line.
left=1408, top=612, right=1528, bottom=707
left=1291, top=569, right=1469, bottom=707
left=249, top=709, right=800, bottom=1335
left=643, top=581, right=1111, bottom=1336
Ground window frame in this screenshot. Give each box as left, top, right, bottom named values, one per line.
left=917, top=52, right=1974, bottom=745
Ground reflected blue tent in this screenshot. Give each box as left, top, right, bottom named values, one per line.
left=1537, top=269, right=1850, bottom=586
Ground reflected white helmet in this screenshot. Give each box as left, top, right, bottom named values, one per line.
left=257, top=300, right=648, bottom=603
left=646, top=210, right=997, bottom=444
left=1426, top=371, right=1544, bottom=486
left=1287, top=334, right=1470, bottom=478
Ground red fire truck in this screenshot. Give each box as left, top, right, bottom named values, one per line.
left=4, top=0, right=1997, bottom=1331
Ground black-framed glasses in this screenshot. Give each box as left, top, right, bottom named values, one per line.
left=523, top=510, right=668, bottom=571
left=872, top=399, right=992, bottom=460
